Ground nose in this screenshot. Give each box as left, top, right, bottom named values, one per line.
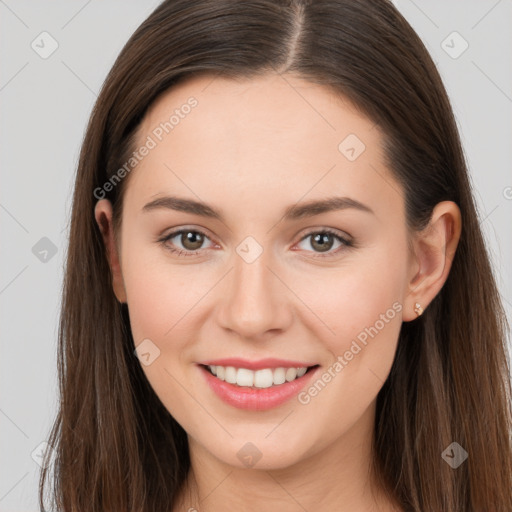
left=216, top=245, right=294, bottom=340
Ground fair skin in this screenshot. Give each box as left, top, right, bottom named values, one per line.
left=95, top=73, right=461, bottom=512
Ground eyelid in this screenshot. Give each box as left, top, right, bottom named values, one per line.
left=297, top=226, right=352, bottom=244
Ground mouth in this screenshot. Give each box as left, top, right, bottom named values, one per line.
left=198, top=363, right=321, bottom=410
left=199, top=363, right=320, bottom=389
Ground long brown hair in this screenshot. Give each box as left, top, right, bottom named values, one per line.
left=39, top=1, right=512, bottom=510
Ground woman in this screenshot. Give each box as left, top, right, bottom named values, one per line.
left=39, top=1, right=512, bottom=511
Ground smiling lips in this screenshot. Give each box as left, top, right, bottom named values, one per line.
left=197, top=357, right=320, bottom=410
left=206, top=364, right=309, bottom=388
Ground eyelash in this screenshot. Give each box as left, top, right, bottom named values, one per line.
left=158, top=228, right=354, bottom=259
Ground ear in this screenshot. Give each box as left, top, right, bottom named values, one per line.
left=94, top=199, right=127, bottom=303
left=403, top=200, right=462, bottom=321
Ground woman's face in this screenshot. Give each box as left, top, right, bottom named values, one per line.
left=99, top=73, right=420, bottom=470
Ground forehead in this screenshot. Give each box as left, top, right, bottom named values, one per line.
left=123, top=72, right=402, bottom=223
left=140, top=72, right=374, bottom=160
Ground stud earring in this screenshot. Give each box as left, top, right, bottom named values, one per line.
left=414, top=302, right=424, bottom=316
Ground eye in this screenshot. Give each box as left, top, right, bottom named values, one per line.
left=158, top=227, right=353, bottom=259
left=295, top=228, right=353, bottom=258
left=158, top=228, right=214, bottom=257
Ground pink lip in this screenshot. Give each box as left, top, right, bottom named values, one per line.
left=198, top=364, right=320, bottom=411
left=198, top=357, right=317, bottom=371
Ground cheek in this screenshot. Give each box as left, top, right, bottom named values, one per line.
left=295, top=250, right=405, bottom=345
left=291, top=246, right=406, bottom=432
left=121, top=248, right=207, bottom=417
left=289, top=244, right=406, bottom=415
left=124, top=272, right=176, bottom=345
left=121, top=240, right=209, bottom=343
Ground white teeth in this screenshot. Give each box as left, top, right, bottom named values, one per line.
left=254, top=369, right=273, bottom=388
left=207, top=365, right=310, bottom=388
left=224, top=366, right=237, bottom=384
left=296, top=367, right=307, bottom=377
left=237, top=368, right=254, bottom=387
left=273, top=367, right=286, bottom=385
left=285, top=367, right=297, bottom=381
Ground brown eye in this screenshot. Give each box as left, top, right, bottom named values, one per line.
left=310, top=232, right=335, bottom=252
left=296, top=229, right=353, bottom=258
left=179, top=231, right=205, bottom=251
left=159, top=229, right=213, bottom=256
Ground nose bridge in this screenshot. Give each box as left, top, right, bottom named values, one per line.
left=217, top=236, right=292, bottom=337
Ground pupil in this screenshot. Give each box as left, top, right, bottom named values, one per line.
left=312, top=233, right=333, bottom=252
left=183, top=231, right=203, bottom=250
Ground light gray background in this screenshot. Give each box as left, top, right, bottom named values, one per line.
left=1, top=1, right=511, bottom=510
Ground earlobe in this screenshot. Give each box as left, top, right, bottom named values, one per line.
left=403, top=201, right=462, bottom=321
left=94, top=199, right=127, bottom=303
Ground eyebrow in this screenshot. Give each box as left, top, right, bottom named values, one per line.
left=141, top=195, right=374, bottom=221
